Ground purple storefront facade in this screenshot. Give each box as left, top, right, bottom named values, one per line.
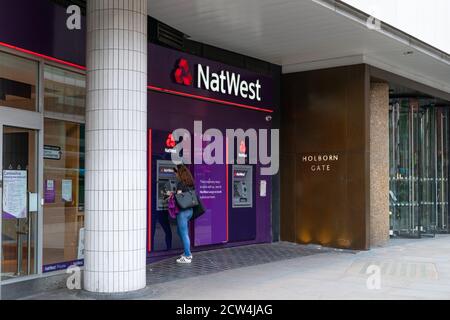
left=0, top=0, right=278, bottom=273
left=147, top=44, right=275, bottom=261
left=0, top=0, right=86, bottom=67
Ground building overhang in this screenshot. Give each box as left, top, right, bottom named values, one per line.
left=149, top=0, right=450, bottom=97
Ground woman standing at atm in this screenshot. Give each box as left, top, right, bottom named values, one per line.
left=172, top=164, right=195, bottom=264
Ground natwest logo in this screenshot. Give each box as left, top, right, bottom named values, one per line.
left=165, top=133, right=177, bottom=154
left=234, top=171, right=246, bottom=177
left=239, top=141, right=247, bottom=154
left=238, top=140, right=248, bottom=159
left=172, top=58, right=263, bottom=102
left=166, top=133, right=176, bottom=148
left=173, top=58, right=193, bottom=86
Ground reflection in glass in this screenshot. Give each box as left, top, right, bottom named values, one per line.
left=42, top=119, right=85, bottom=268
left=44, top=65, right=86, bottom=121
left=42, top=65, right=86, bottom=270
left=0, top=51, right=38, bottom=111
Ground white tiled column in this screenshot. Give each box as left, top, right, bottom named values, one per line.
left=84, top=0, right=148, bottom=293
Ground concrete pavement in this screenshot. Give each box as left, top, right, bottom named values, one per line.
left=144, top=236, right=450, bottom=300
left=21, top=235, right=450, bottom=300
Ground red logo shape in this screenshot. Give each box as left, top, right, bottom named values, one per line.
left=239, top=141, right=247, bottom=154
left=166, top=134, right=176, bottom=148
left=174, top=58, right=193, bottom=86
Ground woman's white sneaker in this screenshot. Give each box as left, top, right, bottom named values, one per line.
left=176, top=255, right=192, bottom=264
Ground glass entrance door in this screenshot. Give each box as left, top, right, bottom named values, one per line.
left=389, top=100, right=420, bottom=237
left=389, top=99, right=450, bottom=238
left=1, top=126, right=38, bottom=280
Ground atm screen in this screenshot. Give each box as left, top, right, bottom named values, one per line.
left=232, top=165, right=253, bottom=208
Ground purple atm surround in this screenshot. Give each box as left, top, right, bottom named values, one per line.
left=193, top=162, right=228, bottom=246
left=147, top=43, right=275, bottom=257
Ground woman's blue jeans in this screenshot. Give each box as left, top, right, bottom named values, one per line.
left=177, top=208, right=193, bottom=257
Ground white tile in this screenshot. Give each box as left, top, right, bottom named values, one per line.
left=85, top=3, right=147, bottom=293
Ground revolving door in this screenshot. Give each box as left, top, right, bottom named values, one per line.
left=389, top=99, right=449, bottom=237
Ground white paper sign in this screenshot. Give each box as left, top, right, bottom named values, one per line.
left=62, top=179, right=73, bottom=202
left=44, top=145, right=61, bottom=160
left=29, top=193, right=38, bottom=212
left=2, top=170, right=27, bottom=219
left=77, top=227, right=85, bottom=260
left=47, top=180, right=54, bottom=191
left=260, top=180, right=267, bottom=197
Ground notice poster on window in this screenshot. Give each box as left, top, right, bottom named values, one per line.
left=77, top=227, right=85, bottom=260
left=44, top=145, right=61, bottom=160
left=194, top=164, right=227, bottom=246
left=62, top=179, right=72, bottom=202
left=44, top=179, right=55, bottom=203
left=2, top=170, right=27, bottom=219
left=260, top=180, right=267, bottom=197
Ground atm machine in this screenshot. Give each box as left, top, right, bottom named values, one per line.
left=150, top=160, right=183, bottom=253
left=228, top=165, right=256, bottom=242
left=156, top=160, right=178, bottom=211
left=232, top=165, right=253, bottom=208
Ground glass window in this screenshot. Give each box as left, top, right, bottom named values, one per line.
left=44, top=65, right=85, bottom=121
left=42, top=119, right=85, bottom=269
left=1, top=127, right=38, bottom=280
left=0, top=51, right=38, bottom=111
left=42, top=65, right=86, bottom=270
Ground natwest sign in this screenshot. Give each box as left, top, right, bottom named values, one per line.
left=197, top=64, right=262, bottom=102
left=149, top=43, right=274, bottom=112
left=173, top=58, right=262, bottom=102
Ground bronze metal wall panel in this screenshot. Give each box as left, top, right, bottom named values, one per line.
left=280, top=154, right=296, bottom=242
left=281, top=65, right=370, bottom=250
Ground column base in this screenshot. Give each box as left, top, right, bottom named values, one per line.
left=77, top=286, right=157, bottom=300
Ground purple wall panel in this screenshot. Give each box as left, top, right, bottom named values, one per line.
left=148, top=43, right=274, bottom=250
left=0, top=0, right=86, bottom=66
left=194, top=164, right=227, bottom=246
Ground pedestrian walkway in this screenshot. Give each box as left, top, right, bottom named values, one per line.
left=14, top=242, right=344, bottom=300
left=13, top=235, right=450, bottom=300
left=146, top=242, right=343, bottom=286
left=142, top=236, right=450, bottom=300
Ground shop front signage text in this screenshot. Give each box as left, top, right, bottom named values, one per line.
left=302, top=154, right=339, bottom=172
left=197, top=64, right=262, bottom=102
left=44, top=145, right=62, bottom=160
